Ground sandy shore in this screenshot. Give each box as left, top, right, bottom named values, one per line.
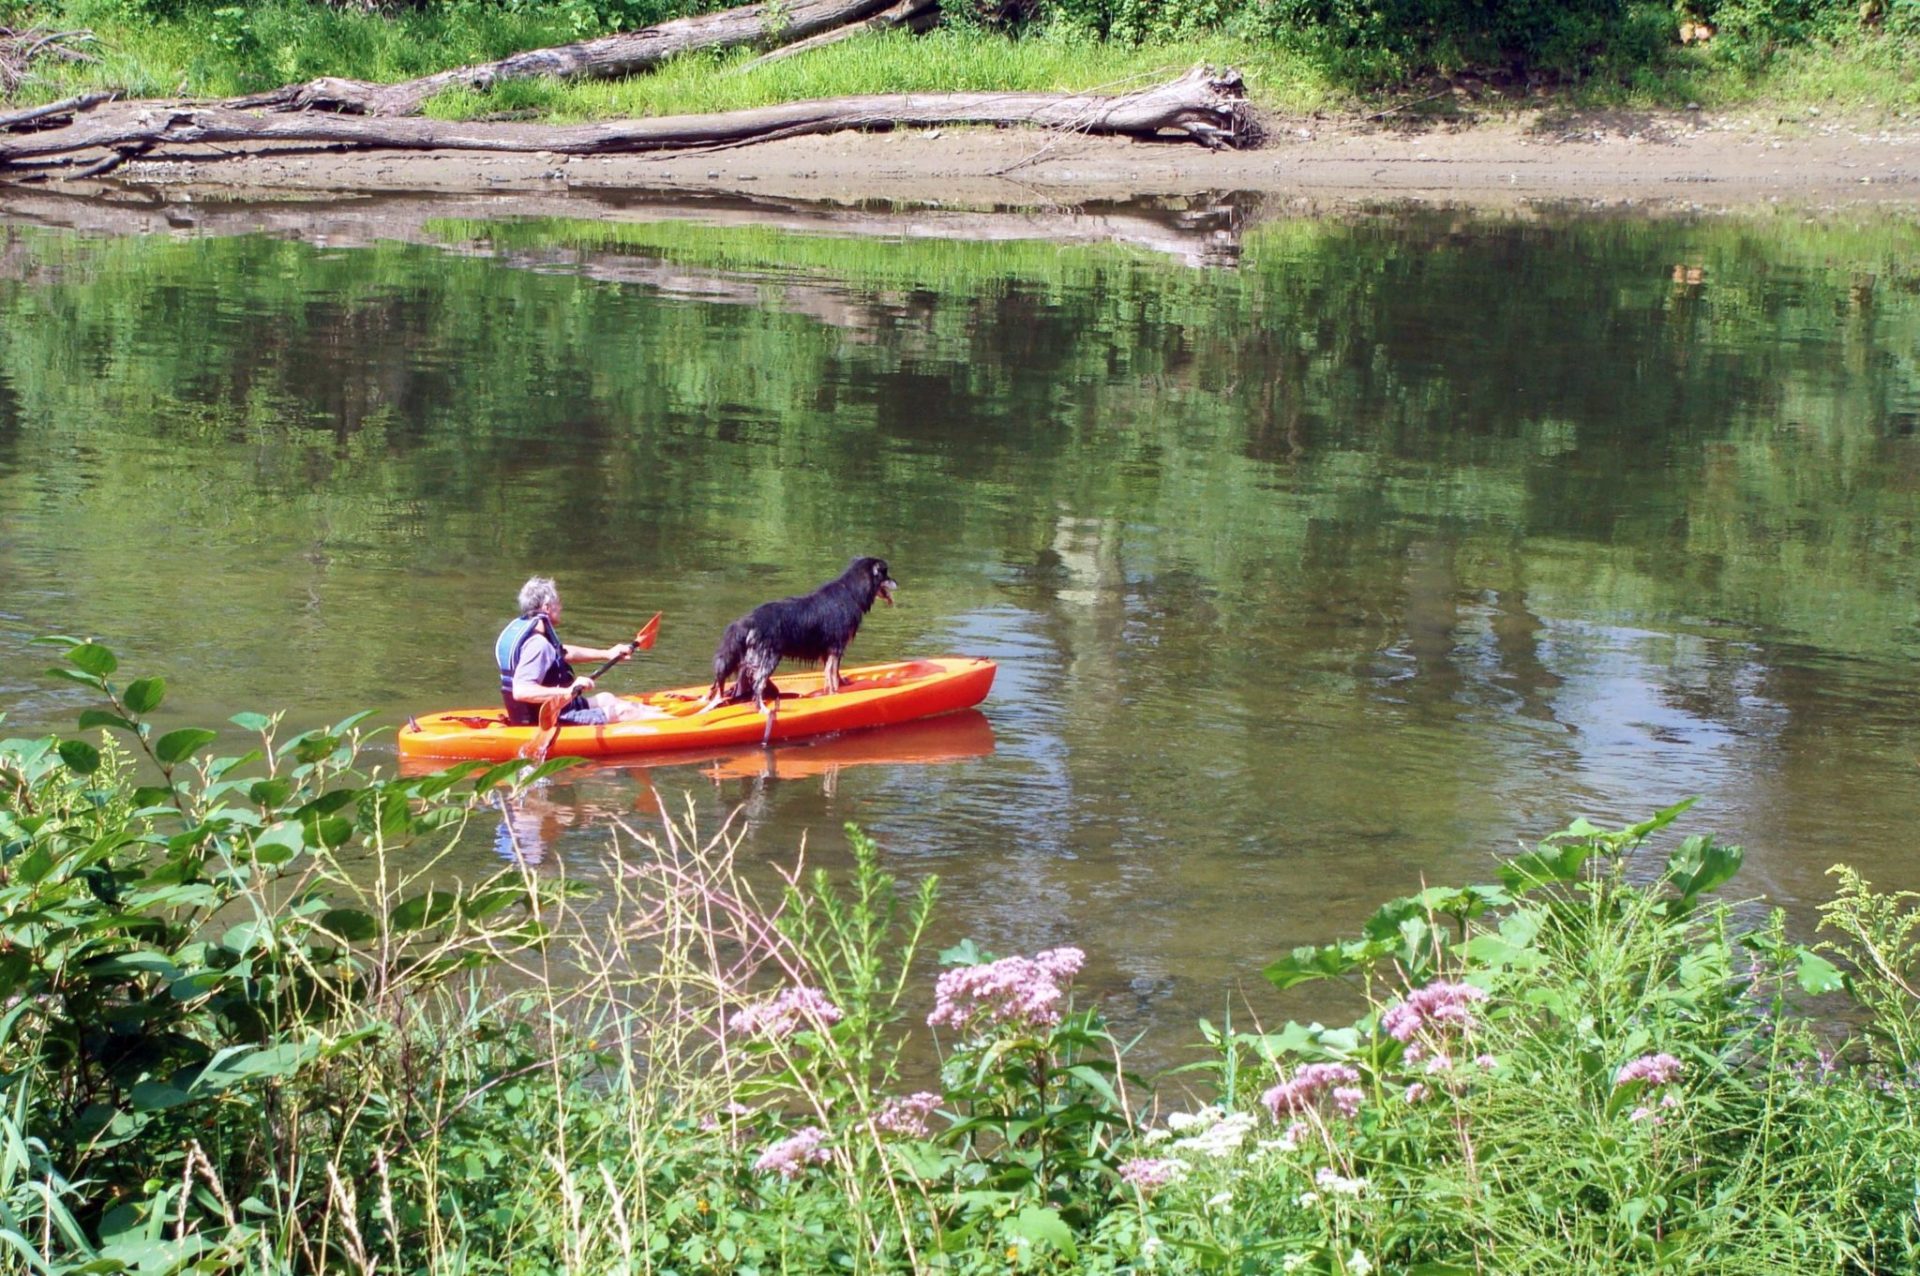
left=3, top=105, right=1917, bottom=255
left=52, top=105, right=1920, bottom=204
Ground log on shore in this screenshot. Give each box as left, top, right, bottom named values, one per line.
left=0, top=67, right=1251, bottom=171
left=226, top=0, right=910, bottom=116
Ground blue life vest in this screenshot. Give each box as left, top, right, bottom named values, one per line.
left=495, top=615, right=577, bottom=725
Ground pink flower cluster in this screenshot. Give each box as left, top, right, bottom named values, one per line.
left=753, top=1127, right=831, bottom=1179
left=874, top=1092, right=940, bottom=1139
left=926, top=947, right=1085, bottom=1035
left=1381, top=981, right=1488, bottom=1044
left=1616, top=1053, right=1685, bottom=1088
left=1118, top=1157, right=1187, bottom=1193
left=1262, top=1063, right=1364, bottom=1122
left=729, top=986, right=844, bottom=1039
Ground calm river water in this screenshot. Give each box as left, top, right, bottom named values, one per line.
left=2, top=196, right=1917, bottom=1066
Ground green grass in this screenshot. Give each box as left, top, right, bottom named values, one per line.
left=420, top=27, right=1345, bottom=119
left=14, top=0, right=1918, bottom=121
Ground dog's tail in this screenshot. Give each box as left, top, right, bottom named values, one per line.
left=708, top=620, right=749, bottom=701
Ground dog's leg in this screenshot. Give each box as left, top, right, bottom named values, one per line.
left=744, top=649, right=781, bottom=744
left=822, top=651, right=842, bottom=696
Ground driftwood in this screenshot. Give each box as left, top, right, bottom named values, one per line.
left=0, top=89, right=116, bottom=133
left=227, top=0, right=916, bottom=116
left=0, top=67, right=1250, bottom=173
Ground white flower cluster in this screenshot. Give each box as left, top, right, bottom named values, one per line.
left=1313, top=1167, right=1369, bottom=1198
left=1168, top=1108, right=1259, bottom=1159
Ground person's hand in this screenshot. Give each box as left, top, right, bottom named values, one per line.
left=569, top=676, right=595, bottom=696
left=612, top=642, right=635, bottom=662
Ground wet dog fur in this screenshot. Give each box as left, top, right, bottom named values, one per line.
left=702, top=557, right=898, bottom=719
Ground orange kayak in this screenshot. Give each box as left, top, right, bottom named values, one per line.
left=398, top=656, right=997, bottom=762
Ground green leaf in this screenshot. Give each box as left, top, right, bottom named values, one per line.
left=938, top=938, right=989, bottom=967
left=291, top=733, right=343, bottom=765
left=122, top=677, right=166, bottom=714
left=1005, top=1206, right=1076, bottom=1259
left=391, top=890, right=459, bottom=932
left=230, top=711, right=272, bottom=732
left=376, top=787, right=413, bottom=843
left=249, top=778, right=294, bottom=810
left=1627, top=796, right=1699, bottom=841
left=251, top=822, right=305, bottom=866
left=68, top=642, right=118, bottom=677
left=154, top=728, right=219, bottom=766
left=306, top=814, right=353, bottom=849
left=57, top=740, right=101, bottom=775
left=1794, top=948, right=1845, bottom=995
left=1261, top=938, right=1390, bottom=990
left=1665, top=835, right=1744, bottom=903
left=77, top=708, right=139, bottom=734
left=321, top=908, right=380, bottom=942
left=46, top=666, right=107, bottom=691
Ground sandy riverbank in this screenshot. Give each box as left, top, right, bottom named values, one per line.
left=19, top=104, right=1918, bottom=209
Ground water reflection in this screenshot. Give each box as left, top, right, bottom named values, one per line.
left=484, top=713, right=997, bottom=868
left=1, top=200, right=1917, bottom=1070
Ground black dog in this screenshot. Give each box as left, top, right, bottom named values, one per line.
left=701, top=557, right=898, bottom=732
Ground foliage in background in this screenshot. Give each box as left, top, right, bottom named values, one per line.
left=1, top=0, right=1919, bottom=101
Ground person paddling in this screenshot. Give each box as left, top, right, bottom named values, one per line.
left=496, top=577, right=666, bottom=726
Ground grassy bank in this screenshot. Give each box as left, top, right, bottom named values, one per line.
left=5, top=638, right=1920, bottom=1273
left=4, top=0, right=1920, bottom=118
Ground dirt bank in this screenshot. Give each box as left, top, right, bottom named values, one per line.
left=9, top=103, right=1912, bottom=211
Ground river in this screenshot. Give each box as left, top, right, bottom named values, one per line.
left=2, top=193, right=1916, bottom=1066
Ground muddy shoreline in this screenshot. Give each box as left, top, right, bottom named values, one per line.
left=4, top=106, right=1917, bottom=249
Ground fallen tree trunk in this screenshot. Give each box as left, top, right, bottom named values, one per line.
left=227, top=0, right=909, bottom=116
left=738, top=0, right=940, bottom=71
left=0, top=67, right=1250, bottom=171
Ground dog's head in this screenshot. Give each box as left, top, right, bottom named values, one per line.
left=851, top=556, right=898, bottom=607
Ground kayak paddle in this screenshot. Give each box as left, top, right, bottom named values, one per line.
left=525, top=613, right=663, bottom=762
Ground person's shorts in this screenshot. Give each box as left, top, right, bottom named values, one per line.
left=558, top=706, right=610, bottom=726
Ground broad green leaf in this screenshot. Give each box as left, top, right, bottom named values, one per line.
left=305, top=814, right=353, bottom=849
left=154, top=728, right=218, bottom=766
left=1666, top=835, right=1744, bottom=903
left=57, top=740, right=101, bottom=775
left=122, top=677, right=165, bottom=714
left=938, top=938, right=989, bottom=967
left=77, top=708, right=138, bottom=734
left=1006, top=1206, right=1076, bottom=1259
left=1795, top=948, right=1845, bottom=994
left=249, top=777, right=295, bottom=810
left=291, top=733, right=343, bottom=765
left=320, top=908, right=380, bottom=942
left=391, top=890, right=459, bottom=932
left=68, top=642, right=118, bottom=677
left=46, top=666, right=107, bottom=691
left=230, top=711, right=272, bottom=732
left=251, top=822, right=305, bottom=866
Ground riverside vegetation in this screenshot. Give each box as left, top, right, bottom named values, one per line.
left=1, top=0, right=1919, bottom=119
left=5, top=639, right=1920, bottom=1273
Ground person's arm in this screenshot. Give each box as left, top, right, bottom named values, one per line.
left=560, top=640, right=635, bottom=664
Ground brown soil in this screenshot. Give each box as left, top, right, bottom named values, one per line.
left=3, top=105, right=1917, bottom=252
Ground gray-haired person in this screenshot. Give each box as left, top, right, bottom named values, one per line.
left=493, top=577, right=665, bottom=725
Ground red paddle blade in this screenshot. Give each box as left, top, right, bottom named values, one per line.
left=635, top=612, right=662, bottom=651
